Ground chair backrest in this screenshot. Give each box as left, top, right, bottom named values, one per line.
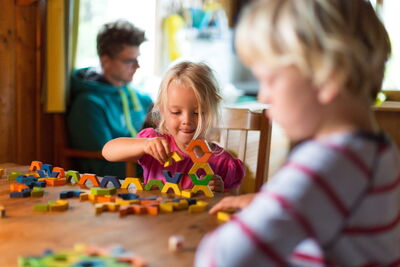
left=53, top=114, right=136, bottom=177
left=218, top=107, right=272, bottom=193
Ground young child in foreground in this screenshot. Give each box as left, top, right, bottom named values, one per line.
left=196, top=0, right=399, bottom=265
left=102, top=61, right=245, bottom=192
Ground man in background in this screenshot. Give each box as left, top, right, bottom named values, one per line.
left=67, top=19, right=153, bottom=178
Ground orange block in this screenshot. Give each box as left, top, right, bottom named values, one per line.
left=45, top=178, right=67, bottom=186
left=52, top=167, right=65, bottom=178
left=29, top=161, right=43, bottom=171
left=144, top=205, right=159, bottom=215
left=10, top=183, right=29, bottom=192
left=78, top=173, right=100, bottom=187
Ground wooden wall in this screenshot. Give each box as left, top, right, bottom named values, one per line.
left=0, top=0, right=54, bottom=165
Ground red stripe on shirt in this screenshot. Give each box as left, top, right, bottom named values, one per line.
left=232, top=218, right=286, bottom=266
left=292, top=252, right=324, bottom=263
left=286, top=162, right=349, bottom=217
left=344, top=212, right=400, bottom=234
left=368, top=174, right=400, bottom=194
left=265, top=192, right=317, bottom=238
left=320, top=142, right=371, bottom=179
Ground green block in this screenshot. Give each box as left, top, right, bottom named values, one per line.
left=189, top=174, right=213, bottom=185
left=31, top=187, right=44, bottom=197
left=65, top=170, right=80, bottom=184
left=144, top=179, right=165, bottom=191
left=91, top=187, right=116, bottom=196
left=33, top=203, right=49, bottom=212
left=8, top=172, right=24, bottom=181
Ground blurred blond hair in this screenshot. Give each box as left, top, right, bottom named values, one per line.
left=236, top=0, right=391, bottom=101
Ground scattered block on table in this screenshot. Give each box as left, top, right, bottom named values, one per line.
left=79, top=193, right=90, bottom=201
left=36, top=170, right=47, bottom=178
left=31, top=187, right=44, bottom=197
left=45, top=178, right=67, bottom=186
left=0, top=205, right=5, bottom=218
left=159, top=202, right=174, bottom=213
left=116, top=198, right=140, bottom=206
left=7, top=172, right=24, bottom=181
left=117, top=193, right=139, bottom=200
left=217, top=211, right=234, bottom=222
left=162, top=170, right=183, bottom=184
left=91, top=187, right=117, bottom=196
left=60, top=190, right=83, bottom=199
left=191, top=184, right=214, bottom=198
left=144, top=179, right=164, bottom=191
left=100, top=175, right=121, bottom=188
left=140, top=199, right=160, bottom=206
left=77, top=173, right=100, bottom=187
left=65, top=170, right=80, bottom=184
left=48, top=200, right=69, bottom=212
left=144, top=205, right=159, bottom=215
left=0, top=168, right=4, bottom=178
left=161, top=182, right=181, bottom=196
left=51, top=167, right=65, bottom=178
left=172, top=199, right=189, bottom=211
left=29, top=161, right=43, bottom=171
left=188, top=204, right=207, bottom=213
left=10, top=183, right=29, bottom=192
left=186, top=139, right=212, bottom=163
left=92, top=195, right=116, bottom=204
left=168, top=235, right=184, bottom=252
left=196, top=200, right=208, bottom=207
left=95, top=202, right=120, bottom=215
left=33, top=203, right=49, bottom=212
left=121, top=177, right=143, bottom=191
left=41, top=164, right=53, bottom=176
left=188, top=173, right=213, bottom=186
left=119, top=205, right=135, bottom=217
left=10, top=189, right=31, bottom=198
left=181, top=190, right=192, bottom=198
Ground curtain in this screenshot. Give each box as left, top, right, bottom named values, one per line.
left=45, top=0, right=80, bottom=112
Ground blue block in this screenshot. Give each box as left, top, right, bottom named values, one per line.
left=60, top=190, right=83, bottom=199
left=33, top=181, right=46, bottom=188
left=139, top=195, right=158, bottom=201
left=36, top=170, right=47, bottom=178
left=49, top=171, right=59, bottom=178
left=100, top=175, right=121, bottom=188
left=10, top=189, right=31, bottom=198
left=162, top=170, right=183, bottom=184
left=117, top=193, right=139, bottom=200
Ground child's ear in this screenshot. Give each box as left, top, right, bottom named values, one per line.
left=317, top=72, right=343, bottom=104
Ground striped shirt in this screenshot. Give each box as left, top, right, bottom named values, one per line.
left=195, top=132, right=400, bottom=266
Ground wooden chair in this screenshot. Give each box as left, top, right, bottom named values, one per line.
left=53, top=114, right=136, bottom=176
left=217, top=107, right=272, bottom=193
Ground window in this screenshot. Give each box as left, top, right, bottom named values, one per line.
left=75, top=0, right=156, bottom=90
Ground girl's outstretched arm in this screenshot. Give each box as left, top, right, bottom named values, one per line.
left=102, top=137, right=170, bottom=164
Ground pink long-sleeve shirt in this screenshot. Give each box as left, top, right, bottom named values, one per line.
left=137, top=128, right=245, bottom=190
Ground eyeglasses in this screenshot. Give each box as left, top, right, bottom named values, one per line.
left=116, top=57, right=139, bottom=68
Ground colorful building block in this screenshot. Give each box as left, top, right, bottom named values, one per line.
left=188, top=173, right=213, bottom=185
left=0, top=205, right=5, bottom=218
left=60, top=190, right=83, bottom=199
left=52, top=167, right=65, bottom=178
left=65, top=170, right=80, bottom=184
left=7, top=172, right=24, bottom=181
left=191, top=185, right=214, bottom=198
left=162, top=170, right=183, bottom=184
left=164, top=151, right=184, bottom=167
left=29, top=161, right=43, bottom=171
left=159, top=202, right=174, bottom=213
left=78, top=173, right=100, bottom=187
left=0, top=168, right=4, bottom=178
left=41, top=164, right=53, bottom=176
left=188, top=162, right=214, bottom=176
left=95, top=202, right=120, bottom=215
left=181, top=190, right=192, bottom=198
left=161, top=182, right=181, bottom=195
left=10, top=189, right=31, bottom=198
left=188, top=204, right=207, bottom=213
left=33, top=203, right=49, bottom=212
left=45, top=178, right=67, bottom=186
left=48, top=200, right=69, bottom=212
left=144, top=179, right=164, bottom=191
left=100, top=175, right=121, bottom=188
left=186, top=139, right=212, bottom=163
left=121, top=177, right=143, bottom=191
left=10, top=183, right=29, bottom=192
left=91, top=187, right=117, bottom=196
left=31, top=187, right=45, bottom=197
left=117, top=193, right=139, bottom=200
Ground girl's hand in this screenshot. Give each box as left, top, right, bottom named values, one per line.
left=144, top=137, right=170, bottom=165
left=208, top=175, right=224, bottom=192
left=209, top=193, right=256, bottom=214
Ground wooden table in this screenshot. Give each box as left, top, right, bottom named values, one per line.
left=0, top=163, right=224, bottom=267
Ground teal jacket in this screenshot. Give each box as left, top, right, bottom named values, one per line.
left=67, top=67, right=153, bottom=178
